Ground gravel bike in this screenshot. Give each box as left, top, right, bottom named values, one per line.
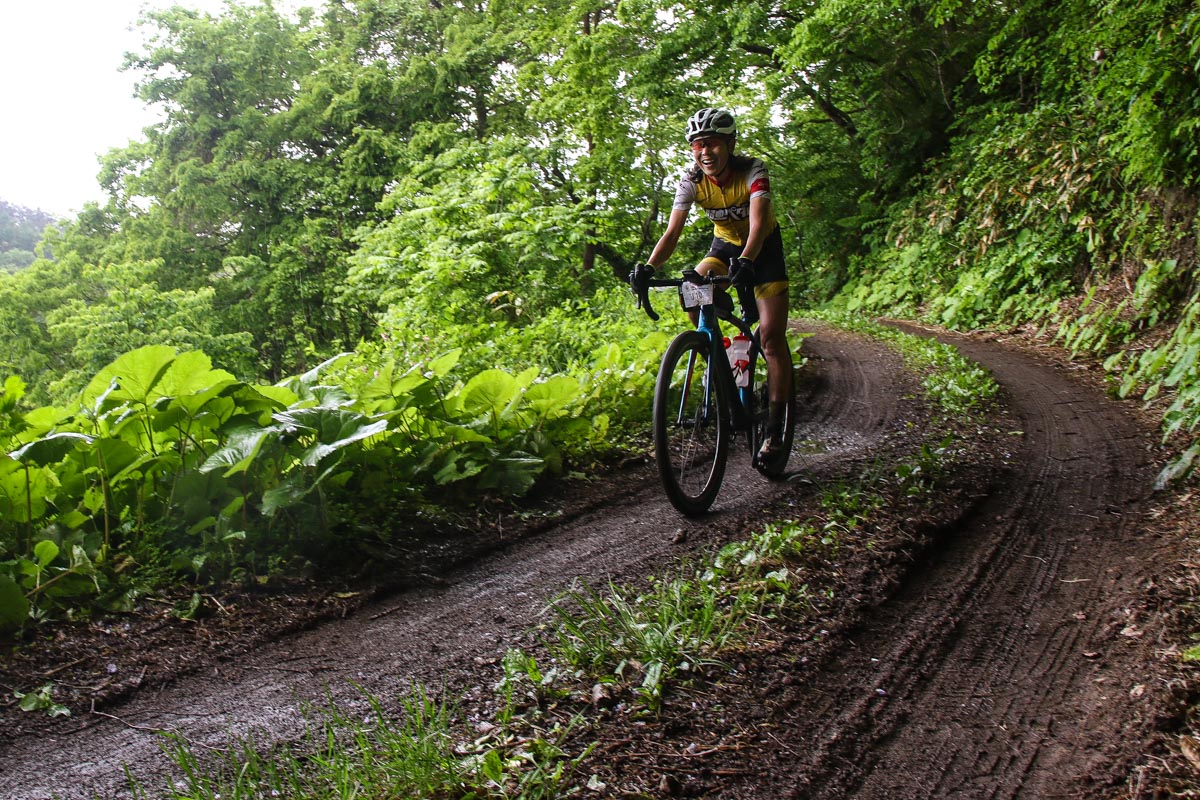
left=633, top=271, right=796, bottom=516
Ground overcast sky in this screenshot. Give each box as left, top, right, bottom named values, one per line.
left=0, top=1, right=311, bottom=218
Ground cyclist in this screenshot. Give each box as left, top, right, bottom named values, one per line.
left=631, top=107, right=793, bottom=461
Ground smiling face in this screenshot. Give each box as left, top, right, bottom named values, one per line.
left=690, top=135, right=732, bottom=180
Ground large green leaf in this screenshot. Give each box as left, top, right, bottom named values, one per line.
left=200, top=426, right=282, bottom=476
left=0, top=574, right=29, bottom=634
left=0, top=462, right=55, bottom=523
left=458, top=370, right=521, bottom=422
left=522, top=376, right=581, bottom=420
left=32, top=539, right=60, bottom=570
left=150, top=350, right=241, bottom=433
left=427, top=349, right=462, bottom=379
left=240, top=384, right=297, bottom=413
left=359, top=360, right=402, bottom=412
left=478, top=455, right=544, bottom=495
left=433, top=453, right=489, bottom=485
left=82, top=345, right=178, bottom=410
left=0, top=376, right=28, bottom=441
left=261, top=460, right=345, bottom=516
left=17, top=406, right=76, bottom=444
left=9, top=432, right=94, bottom=467
left=276, top=352, right=355, bottom=401
left=361, top=361, right=440, bottom=414
left=153, top=395, right=237, bottom=437
left=156, top=351, right=237, bottom=396
left=171, top=469, right=242, bottom=526
left=93, top=438, right=143, bottom=479
left=261, top=473, right=309, bottom=516
left=272, top=407, right=389, bottom=467
left=0, top=375, right=25, bottom=412
left=108, top=451, right=172, bottom=488
left=301, top=420, right=389, bottom=467
left=307, top=385, right=355, bottom=409
left=0, top=455, right=23, bottom=518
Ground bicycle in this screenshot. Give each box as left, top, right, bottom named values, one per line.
left=632, top=270, right=796, bottom=516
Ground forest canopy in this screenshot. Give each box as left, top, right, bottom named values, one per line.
left=2, top=0, right=1196, bottom=404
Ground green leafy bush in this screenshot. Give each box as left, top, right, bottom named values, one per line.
left=0, top=306, right=668, bottom=631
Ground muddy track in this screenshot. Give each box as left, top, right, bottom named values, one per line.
left=0, top=323, right=1166, bottom=799
left=731, top=325, right=1165, bottom=799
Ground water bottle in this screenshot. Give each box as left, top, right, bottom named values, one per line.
left=728, top=334, right=751, bottom=388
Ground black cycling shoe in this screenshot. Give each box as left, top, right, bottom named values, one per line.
left=757, top=430, right=785, bottom=463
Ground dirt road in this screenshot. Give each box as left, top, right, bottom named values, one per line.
left=725, top=326, right=1166, bottom=799
left=0, top=323, right=1174, bottom=798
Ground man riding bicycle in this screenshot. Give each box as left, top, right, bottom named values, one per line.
left=631, top=107, right=793, bottom=462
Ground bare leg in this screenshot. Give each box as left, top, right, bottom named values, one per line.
left=755, top=292, right=792, bottom=426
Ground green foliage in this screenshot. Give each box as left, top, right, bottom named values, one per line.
left=0, top=300, right=664, bottom=630
left=814, top=312, right=999, bottom=417
left=1115, top=290, right=1200, bottom=443
left=824, top=0, right=1198, bottom=470
left=343, top=131, right=645, bottom=340
left=975, top=0, right=1200, bottom=189
left=837, top=101, right=1101, bottom=328
left=548, top=571, right=759, bottom=710
left=13, top=682, right=70, bottom=718
left=133, top=681, right=588, bottom=799
left=0, top=256, right=256, bottom=407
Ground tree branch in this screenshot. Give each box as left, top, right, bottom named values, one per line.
left=740, top=43, right=860, bottom=141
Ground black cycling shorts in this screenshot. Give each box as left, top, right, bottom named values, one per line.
left=699, top=227, right=787, bottom=299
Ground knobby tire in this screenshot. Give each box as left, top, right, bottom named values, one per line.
left=653, top=331, right=731, bottom=516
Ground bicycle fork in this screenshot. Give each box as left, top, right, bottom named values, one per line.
left=696, top=308, right=753, bottom=431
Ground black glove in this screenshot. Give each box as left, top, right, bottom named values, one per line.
left=681, top=268, right=704, bottom=285
left=629, top=262, right=655, bottom=292
left=729, top=257, right=756, bottom=288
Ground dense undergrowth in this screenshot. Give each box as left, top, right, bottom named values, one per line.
left=833, top=0, right=1200, bottom=470
left=0, top=286, right=666, bottom=635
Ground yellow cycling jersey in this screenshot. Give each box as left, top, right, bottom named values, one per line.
left=672, top=158, right=778, bottom=247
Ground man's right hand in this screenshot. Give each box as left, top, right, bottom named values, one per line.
left=729, top=257, right=756, bottom=288
left=629, top=262, right=655, bottom=292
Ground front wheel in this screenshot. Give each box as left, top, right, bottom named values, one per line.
left=653, top=331, right=730, bottom=516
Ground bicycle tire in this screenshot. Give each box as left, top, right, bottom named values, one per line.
left=750, top=346, right=796, bottom=478
left=653, top=331, right=731, bottom=515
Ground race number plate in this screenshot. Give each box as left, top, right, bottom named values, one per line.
left=680, top=282, right=714, bottom=308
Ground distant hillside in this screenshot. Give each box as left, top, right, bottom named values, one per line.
left=0, top=200, right=57, bottom=271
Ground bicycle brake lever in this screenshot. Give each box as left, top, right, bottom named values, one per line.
left=637, top=286, right=660, bottom=321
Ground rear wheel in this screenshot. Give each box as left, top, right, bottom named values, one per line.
left=750, top=346, right=795, bottom=478
left=653, top=331, right=730, bottom=515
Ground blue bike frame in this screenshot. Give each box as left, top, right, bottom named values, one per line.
left=692, top=291, right=757, bottom=431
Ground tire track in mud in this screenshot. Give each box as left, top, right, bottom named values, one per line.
left=0, top=326, right=911, bottom=800
left=775, top=327, right=1160, bottom=799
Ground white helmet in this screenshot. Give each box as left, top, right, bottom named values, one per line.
left=685, top=108, right=737, bottom=142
